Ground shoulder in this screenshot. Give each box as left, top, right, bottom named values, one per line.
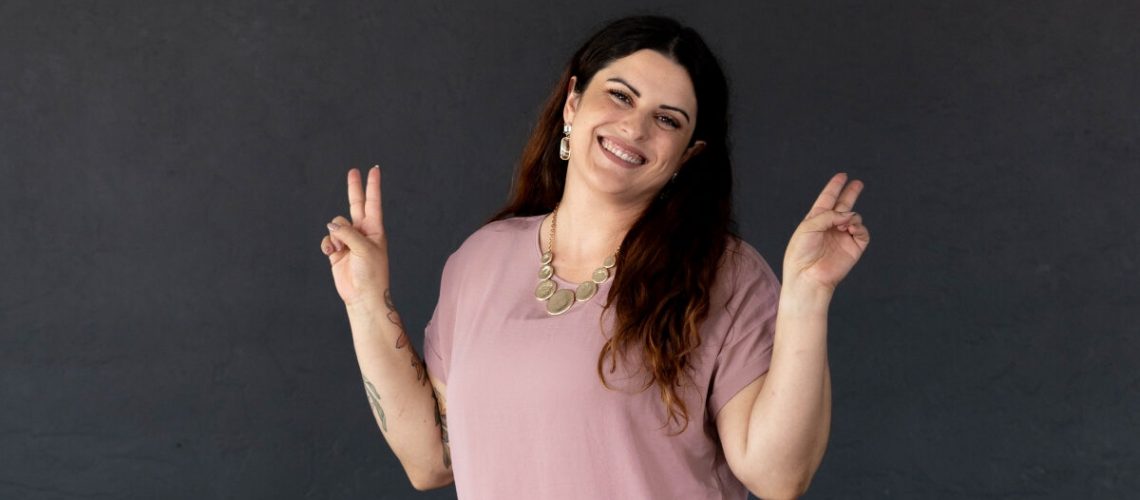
left=711, top=236, right=782, bottom=314
left=456, top=214, right=540, bottom=255
left=721, top=236, right=770, bottom=269
left=441, top=214, right=543, bottom=271
left=467, top=215, right=541, bottom=245
left=718, top=236, right=780, bottom=290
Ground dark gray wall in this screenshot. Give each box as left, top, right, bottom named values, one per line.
left=2, top=0, right=1136, bottom=498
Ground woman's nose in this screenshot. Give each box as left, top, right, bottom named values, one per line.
left=619, top=112, right=650, bottom=141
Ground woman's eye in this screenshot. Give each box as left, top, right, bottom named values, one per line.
left=609, top=90, right=632, bottom=104
left=607, top=90, right=679, bottom=128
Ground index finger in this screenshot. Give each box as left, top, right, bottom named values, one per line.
left=805, top=172, right=848, bottom=219
left=364, top=165, right=382, bottom=228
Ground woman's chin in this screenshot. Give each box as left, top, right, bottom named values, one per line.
left=578, top=165, right=663, bottom=204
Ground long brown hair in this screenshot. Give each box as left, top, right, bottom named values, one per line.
left=489, top=15, right=736, bottom=435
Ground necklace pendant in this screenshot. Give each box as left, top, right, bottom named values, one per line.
left=546, top=289, right=575, bottom=315
left=538, top=208, right=617, bottom=316
left=591, top=267, right=609, bottom=283
left=575, top=280, right=597, bottom=301
left=535, top=279, right=556, bottom=300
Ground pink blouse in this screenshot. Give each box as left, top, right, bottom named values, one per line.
left=424, top=214, right=780, bottom=499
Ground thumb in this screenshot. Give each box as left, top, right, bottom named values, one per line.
left=801, top=210, right=856, bottom=232
left=326, top=221, right=374, bottom=256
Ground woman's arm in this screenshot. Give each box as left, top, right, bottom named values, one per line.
left=722, top=173, right=869, bottom=498
left=737, top=285, right=833, bottom=499
left=345, top=294, right=453, bottom=490
left=321, top=167, right=453, bottom=490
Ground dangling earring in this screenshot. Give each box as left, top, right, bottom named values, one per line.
left=559, top=124, right=572, bottom=161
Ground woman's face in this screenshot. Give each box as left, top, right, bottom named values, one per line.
left=562, top=49, right=706, bottom=205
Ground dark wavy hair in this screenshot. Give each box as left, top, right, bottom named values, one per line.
left=489, top=15, right=735, bottom=435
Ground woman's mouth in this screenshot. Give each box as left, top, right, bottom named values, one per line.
left=598, top=136, right=646, bottom=167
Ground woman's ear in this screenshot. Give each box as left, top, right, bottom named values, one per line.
left=562, top=76, right=580, bottom=125
left=680, top=140, right=706, bottom=164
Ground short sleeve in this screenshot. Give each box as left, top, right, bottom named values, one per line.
left=424, top=251, right=461, bottom=386
left=706, top=242, right=782, bottom=419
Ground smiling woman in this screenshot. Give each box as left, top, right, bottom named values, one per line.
left=562, top=49, right=705, bottom=201
left=320, top=14, right=869, bottom=500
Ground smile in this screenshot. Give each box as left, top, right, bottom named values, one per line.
left=598, top=136, right=646, bottom=166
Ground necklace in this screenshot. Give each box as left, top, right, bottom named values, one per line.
left=534, top=206, right=618, bottom=316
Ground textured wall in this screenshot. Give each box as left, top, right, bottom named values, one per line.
left=1, top=1, right=1136, bottom=498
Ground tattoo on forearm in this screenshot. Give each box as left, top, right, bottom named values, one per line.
left=384, top=289, right=408, bottom=348
left=363, top=376, right=387, bottom=433
left=430, top=385, right=452, bottom=469
left=410, top=356, right=427, bottom=386
left=384, top=289, right=428, bottom=386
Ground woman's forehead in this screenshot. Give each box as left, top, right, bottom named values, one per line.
left=592, top=50, right=697, bottom=108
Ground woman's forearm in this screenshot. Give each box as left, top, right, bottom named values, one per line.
left=345, top=291, right=450, bottom=489
left=743, top=283, right=833, bottom=498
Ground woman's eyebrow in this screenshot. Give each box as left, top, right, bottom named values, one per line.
left=606, top=77, right=692, bottom=124
left=607, top=77, right=642, bottom=97
left=659, top=104, right=691, bottom=124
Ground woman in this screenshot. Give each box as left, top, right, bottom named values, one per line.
left=319, top=15, right=869, bottom=500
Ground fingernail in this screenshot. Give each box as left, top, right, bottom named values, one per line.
left=327, top=222, right=339, bottom=231
left=372, top=165, right=379, bottom=170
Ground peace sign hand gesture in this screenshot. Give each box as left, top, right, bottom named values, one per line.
left=320, top=165, right=391, bottom=308
left=782, top=172, right=871, bottom=294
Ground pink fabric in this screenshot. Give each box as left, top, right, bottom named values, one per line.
left=423, top=214, right=780, bottom=499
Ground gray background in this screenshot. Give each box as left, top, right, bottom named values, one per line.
left=2, top=0, right=1137, bottom=498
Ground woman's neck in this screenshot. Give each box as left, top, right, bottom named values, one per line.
left=547, top=181, right=648, bottom=264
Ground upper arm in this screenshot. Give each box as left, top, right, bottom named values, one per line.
left=709, top=241, right=780, bottom=487
left=715, top=373, right=767, bottom=487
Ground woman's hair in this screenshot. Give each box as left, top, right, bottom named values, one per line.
left=489, top=15, right=736, bottom=435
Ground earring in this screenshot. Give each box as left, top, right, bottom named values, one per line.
left=559, top=124, right=571, bottom=161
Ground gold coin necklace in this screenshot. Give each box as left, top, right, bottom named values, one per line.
left=534, top=206, right=618, bottom=316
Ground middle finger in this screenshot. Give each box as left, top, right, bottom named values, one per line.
left=833, top=179, right=864, bottom=213
left=348, top=168, right=365, bottom=224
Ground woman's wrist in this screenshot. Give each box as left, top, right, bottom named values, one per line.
left=778, top=279, right=833, bottom=317
left=345, top=292, right=389, bottom=319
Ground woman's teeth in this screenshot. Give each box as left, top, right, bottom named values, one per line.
left=601, top=137, right=645, bottom=165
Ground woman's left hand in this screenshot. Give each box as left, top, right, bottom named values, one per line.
left=782, top=172, right=871, bottom=294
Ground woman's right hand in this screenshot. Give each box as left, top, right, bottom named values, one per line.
left=321, top=165, right=390, bottom=309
